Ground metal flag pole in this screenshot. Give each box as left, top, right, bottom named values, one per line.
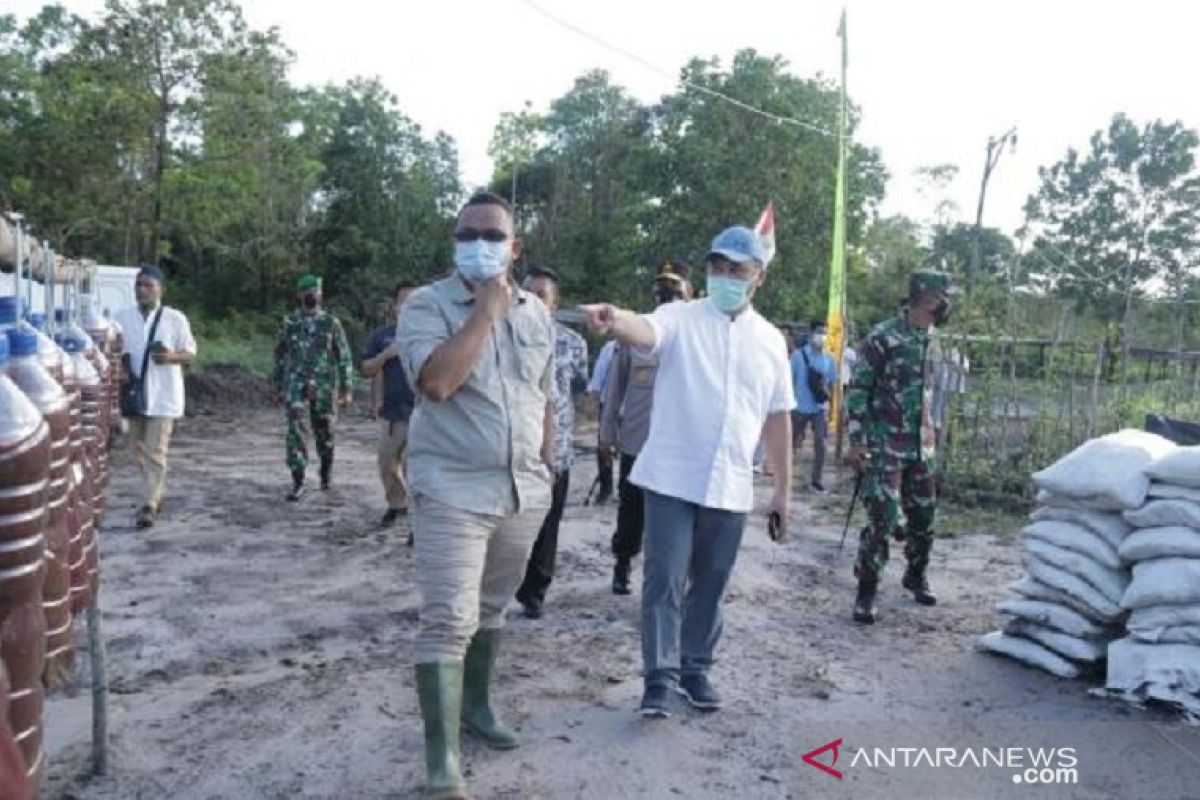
left=11, top=214, right=25, bottom=317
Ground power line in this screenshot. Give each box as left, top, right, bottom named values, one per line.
left=517, top=0, right=835, bottom=138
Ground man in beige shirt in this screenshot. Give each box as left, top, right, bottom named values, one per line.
left=397, top=191, right=555, bottom=800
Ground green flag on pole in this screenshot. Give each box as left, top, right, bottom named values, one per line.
left=827, top=9, right=849, bottom=431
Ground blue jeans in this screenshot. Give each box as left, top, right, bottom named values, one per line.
left=641, top=490, right=747, bottom=688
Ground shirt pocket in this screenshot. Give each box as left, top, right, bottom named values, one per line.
left=514, top=322, right=552, bottom=384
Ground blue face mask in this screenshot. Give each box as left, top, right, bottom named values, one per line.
left=455, top=240, right=510, bottom=283
left=707, top=275, right=753, bottom=314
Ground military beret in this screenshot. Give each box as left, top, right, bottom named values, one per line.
left=296, top=274, right=321, bottom=292
left=908, top=269, right=957, bottom=297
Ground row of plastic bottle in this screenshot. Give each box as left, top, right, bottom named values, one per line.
left=0, top=294, right=121, bottom=798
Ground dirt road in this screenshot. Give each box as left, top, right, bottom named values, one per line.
left=40, top=410, right=1200, bottom=799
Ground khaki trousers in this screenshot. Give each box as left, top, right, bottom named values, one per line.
left=128, top=417, right=175, bottom=512
left=411, top=494, right=542, bottom=663
left=377, top=419, right=409, bottom=510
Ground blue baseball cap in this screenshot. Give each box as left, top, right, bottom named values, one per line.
left=707, top=226, right=767, bottom=266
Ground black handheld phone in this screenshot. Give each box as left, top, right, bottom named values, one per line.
left=768, top=511, right=782, bottom=542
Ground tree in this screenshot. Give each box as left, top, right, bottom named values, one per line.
left=650, top=50, right=886, bottom=321
left=309, top=78, right=461, bottom=338
left=929, top=223, right=1015, bottom=278
left=491, top=70, right=656, bottom=307
left=169, top=27, right=323, bottom=312
left=1023, top=114, right=1200, bottom=343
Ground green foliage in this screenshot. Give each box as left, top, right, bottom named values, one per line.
left=1023, top=113, right=1200, bottom=320
left=489, top=52, right=887, bottom=317
left=2, top=0, right=461, bottom=335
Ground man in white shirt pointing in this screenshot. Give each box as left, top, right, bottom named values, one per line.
left=115, top=265, right=198, bottom=529
left=580, top=225, right=795, bottom=718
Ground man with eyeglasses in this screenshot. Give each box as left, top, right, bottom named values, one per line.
left=580, top=226, right=795, bottom=719
left=396, top=191, right=555, bottom=800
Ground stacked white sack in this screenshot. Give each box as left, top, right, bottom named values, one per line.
left=1107, top=445, right=1200, bottom=720
left=979, top=430, right=1173, bottom=678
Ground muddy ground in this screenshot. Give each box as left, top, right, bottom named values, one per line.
left=38, top=405, right=1200, bottom=799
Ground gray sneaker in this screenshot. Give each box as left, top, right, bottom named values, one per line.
left=677, top=674, right=722, bottom=711
left=639, top=684, right=672, bottom=719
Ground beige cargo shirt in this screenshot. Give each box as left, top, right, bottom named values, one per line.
left=398, top=275, right=555, bottom=515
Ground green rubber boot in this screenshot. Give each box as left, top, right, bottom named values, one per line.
left=415, top=662, right=469, bottom=800
left=461, top=629, right=520, bottom=750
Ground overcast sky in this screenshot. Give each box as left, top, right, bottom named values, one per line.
left=11, top=0, right=1200, bottom=235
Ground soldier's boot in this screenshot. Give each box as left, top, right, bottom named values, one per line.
left=415, top=662, right=469, bottom=800
left=902, top=566, right=937, bottom=606
left=461, top=629, right=520, bottom=750
left=286, top=469, right=306, bottom=502
left=852, top=577, right=878, bottom=624
left=612, top=557, right=632, bottom=596
left=319, top=455, right=333, bottom=490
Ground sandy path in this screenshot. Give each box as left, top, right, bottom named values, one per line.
left=39, top=411, right=1200, bottom=799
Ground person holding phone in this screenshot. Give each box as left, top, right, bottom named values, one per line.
left=580, top=225, right=795, bottom=719
left=114, top=265, right=197, bottom=529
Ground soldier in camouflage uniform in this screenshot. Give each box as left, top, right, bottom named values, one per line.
left=846, top=270, right=955, bottom=624
left=273, top=274, right=354, bottom=500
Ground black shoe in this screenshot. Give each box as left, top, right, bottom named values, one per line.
left=287, top=469, right=305, bottom=502
left=612, top=558, right=631, bottom=595
left=811, top=482, right=828, bottom=495
left=520, top=597, right=543, bottom=620
left=380, top=508, right=406, bottom=529
left=902, top=569, right=938, bottom=606
left=853, top=578, right=878, bottom=624
left=594, top=486, right=613, bottom=506
left=677, top=674, right=722, bottom=711
left=135, top=505, right=155, bottom=529
left=639, top=684, right=672, bottom=719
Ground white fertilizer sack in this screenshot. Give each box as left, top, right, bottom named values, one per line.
left=996, top=598, right=1113, bottom=640
left=1029, top=506, right=1131, bottom=551
left=1004, top=619, right=1107, bottom=662
left=1119, top=526, right=1200, bottom=562
left=1125, top=499, right=1200, bottom=530
left=1032, top=430, right=1174, bottom=510
left=978, top=631, right=1080, bottom=679
left=1148, top=483, right=1200, bottom=504
left=1022, top=561, right=1124, bottom=622
left=1023, top=539, right=1130, bottom=605
left=1145, top=446, right=1200, bottom=489
left=1023, top=520, right=1123, bottom=570
left=1122, top=558, right=1200, bottom=609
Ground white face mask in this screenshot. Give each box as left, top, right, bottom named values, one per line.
left=455, top=240, right=509, bottom=282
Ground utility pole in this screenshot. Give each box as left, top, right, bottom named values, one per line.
left=971, top=126, right=1017, bottom=292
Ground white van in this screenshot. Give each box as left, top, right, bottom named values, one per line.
left=0, top=265, right=138, bottom=319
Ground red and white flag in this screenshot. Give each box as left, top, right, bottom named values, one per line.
left=754, top=201, right=776, bottom=266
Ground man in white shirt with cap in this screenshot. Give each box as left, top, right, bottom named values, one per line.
left=114, top=264, right=197, bottom=528
left=580, top=225, right=795, bottom=718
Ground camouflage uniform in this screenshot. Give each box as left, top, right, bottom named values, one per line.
left=273, top=311, right=353, bottom=473
left=847, top=273, right=948, bottom=585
